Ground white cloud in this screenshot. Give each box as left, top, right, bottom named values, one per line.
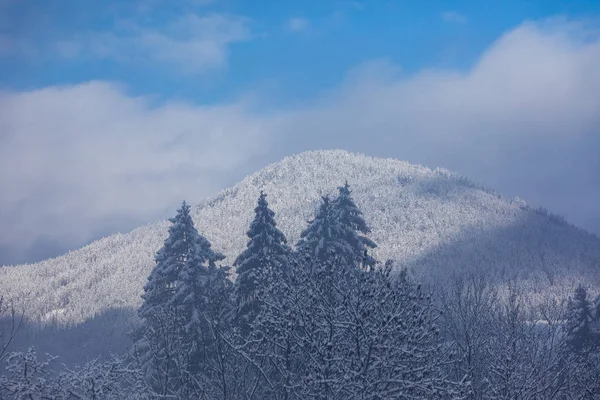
left=2, top=19, right=600, bottom=264
left=0, top=82, right=273, bottom=263
left=275, top=20, right=600, bottom=234
left=441, top=11, right=467, bottom=24
left=287, top=17, right=310, bottom=33
left=1, top=12, right=250, bottom=74
left=88, top=13, right=251, bottom=74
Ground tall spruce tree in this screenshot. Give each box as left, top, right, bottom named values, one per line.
left=199, top=262, right=236, bottom=399
left=331, top=182, right=377, bottom=268
left=565, top=285, right=597, bottom=352
left=136, top=201, right=225, bottom=396
left=564, top=286, right=600, bottom=398
left=296, top=195, right=355, bottom=267
left=169, top=222, right=225, bottom=374
left=136, top=201, right=197, bottom=395
left=234, top=191, right=289, bottom=327
left=139, top=201, right=199, bottom=323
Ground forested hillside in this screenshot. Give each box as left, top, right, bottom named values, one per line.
left=1, top=174, right=599, bottom=399
left=2, top=150, right=598, bottom=327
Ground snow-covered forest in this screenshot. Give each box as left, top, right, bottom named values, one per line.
left=1, top=181, right=599, bottom=399
left=2, top=151, right=599, bottom=331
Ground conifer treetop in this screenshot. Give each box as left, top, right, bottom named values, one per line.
left=234, top=191, right=290, bottom=329
left=331, top=182, right=377, bottom=267
left=139, top=201, right=223, bottom=320
left=297, top=195, right=355, bottom=264
left=235, top=191, right=289, bottom=268
left=566, top=284, right=597, bottom=352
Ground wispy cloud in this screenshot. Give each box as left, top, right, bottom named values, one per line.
left=1, top=10, right=251, bottom=75
left=441, top=11, right=468, bottom=24
left=130, top=14, right=251, bottom=73
left=287, top=17, right=310, bottom=33
left=134, top=0, right=216, bottom=15
left=88, top=13, right=251, bottom=74
left=343, top=1, right=365, bottom=10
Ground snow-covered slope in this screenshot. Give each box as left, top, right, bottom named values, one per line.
left=2, top=150, right=600, bottom=325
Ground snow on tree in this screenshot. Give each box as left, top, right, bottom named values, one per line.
left=594, top=294, right=600, bottom=323
left=331, top=182, right=377, bottom=268
left=0, top=348, right=151, bottom=399
left=565, top=284, right=598, bottom=353
left=0, top=347, right=60, bottom=399
left=0, top=297, right=21, bottom=365
left=3, top=149, right=600, bottom=336
left=139, top=201, right=203, bottom=322
left=169, top=215, right=226, bottom=349
left=240, top=254, right=469, bottom=399
left=482, top=283, right=566, bottom=399
left=296, top=196, right=356, bottom=269
left=197, top=263, right=237, bottom=400
left=561, top=285, right=600, bottom=399
left=171, top=248, right=235, bottom=399
left=166, top=233, right=228, bottom=397
left=438, top=272, right=497, bottom=398
left=134, top=200, right=225, bottom=397
left=57, top=355, right=150, bottom=399
left=563, top=347, right=600, bottom=399
left=234, top=191, right=290, bottom=330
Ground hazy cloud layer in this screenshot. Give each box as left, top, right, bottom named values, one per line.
left=0, top=83, right=273, bottom=264
left=1, top=19, right=599, bottom=265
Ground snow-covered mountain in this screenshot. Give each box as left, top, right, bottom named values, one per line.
left=2, top=150, right=600, bottom=326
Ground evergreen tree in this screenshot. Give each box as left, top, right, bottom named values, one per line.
left=565, top=285, right=597, bottom=352
left=234, top=191, right=290, bottom=327
left=199, top=263, right=236, bottom=400
left=563, top=287, right=600, bottom=398
left=173, top=256, right=234, bottom=399
left=296, top=196, right=355, bottom=267
left=139, top=201, right=200, bottom=322
left=169, top=222, right=225, bottom=381
left=331, top=182, right=377, bottom=268
left=135, top=201, right=224, bottom=396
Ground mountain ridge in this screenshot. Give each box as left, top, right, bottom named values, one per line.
left=1, top=150, right=599, bottom=326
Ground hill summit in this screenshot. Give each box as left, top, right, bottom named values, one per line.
left=1, top=150, right=599, bottom=325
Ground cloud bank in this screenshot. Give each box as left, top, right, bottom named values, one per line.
left=0, top=83, right=273, bottom=264
left=1, top=19, right=599, bottom=265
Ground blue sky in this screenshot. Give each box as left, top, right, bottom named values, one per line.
left=1, top=0, right=600, bottom=264
left=3, top=0, right=599, bottom=102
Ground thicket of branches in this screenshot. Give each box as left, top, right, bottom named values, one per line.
left=1, top=183, right=599, bottom=399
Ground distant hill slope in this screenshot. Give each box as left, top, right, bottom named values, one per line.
left=2, top=150, right=599, bottom=325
